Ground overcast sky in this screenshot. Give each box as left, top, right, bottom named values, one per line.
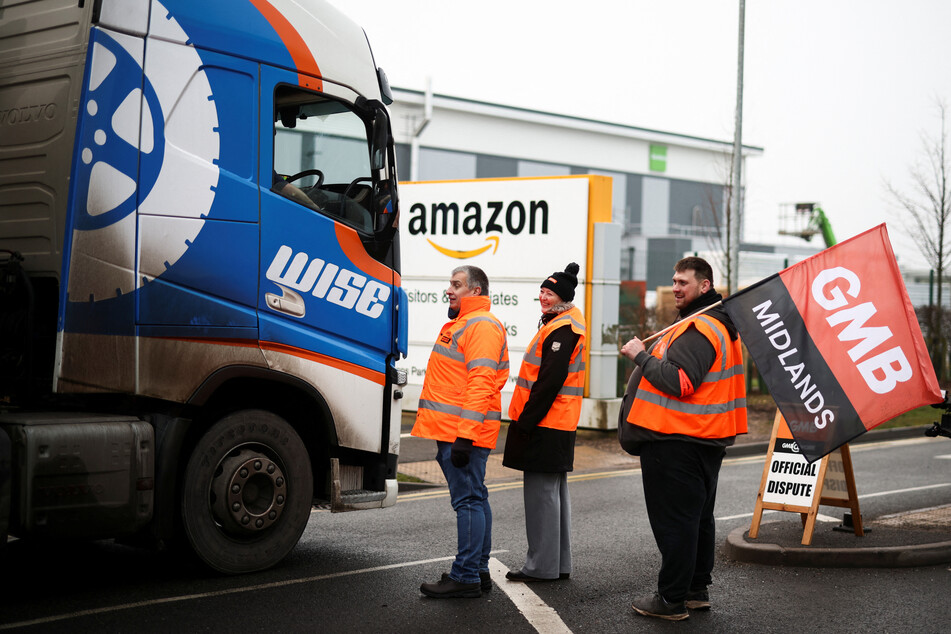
left=346, top=0, right=951, bottom=270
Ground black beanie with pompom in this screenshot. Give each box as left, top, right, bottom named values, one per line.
left=540, top=262, right=580, bottom=303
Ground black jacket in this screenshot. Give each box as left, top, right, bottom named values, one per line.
left=502, top=317, right=580, bottom=473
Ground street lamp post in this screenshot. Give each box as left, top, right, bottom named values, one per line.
left=729, top=0, right=746, bottom=293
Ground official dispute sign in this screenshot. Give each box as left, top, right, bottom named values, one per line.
left=723, top=224, right=942, bottom=462
left=762, top=416, right=820, bottom=506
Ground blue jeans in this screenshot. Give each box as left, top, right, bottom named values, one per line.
left=435, top=441, right=492, bottom=584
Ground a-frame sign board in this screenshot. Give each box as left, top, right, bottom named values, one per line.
left=749, top=411, right=864, bottom=545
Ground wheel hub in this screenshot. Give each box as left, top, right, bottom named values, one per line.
left=211, top=450, right=287, bottom=535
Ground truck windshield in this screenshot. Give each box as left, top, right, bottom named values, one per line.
left=272, top=88, right=376, bottom=234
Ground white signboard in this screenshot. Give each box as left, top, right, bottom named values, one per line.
left=398, top=177, right=593, bottom=406
left=762, top=438, right=821, bottom=506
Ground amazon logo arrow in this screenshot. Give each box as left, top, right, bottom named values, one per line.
left=426, top=235, right=500, bottom=259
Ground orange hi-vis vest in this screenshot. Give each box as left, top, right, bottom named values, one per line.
left=509, top=306, right=586, bottom=431
left=627, top=314, right=747, bottom=439
left=412, top=295, right=509, bottom=449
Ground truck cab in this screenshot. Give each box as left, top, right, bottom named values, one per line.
left=0, top=0, right=406, bottom=573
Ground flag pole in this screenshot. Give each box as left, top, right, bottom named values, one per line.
left=629, top=301, right=723, bottom=347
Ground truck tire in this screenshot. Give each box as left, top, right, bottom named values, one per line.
left=182, top=410, right=313, bottom=574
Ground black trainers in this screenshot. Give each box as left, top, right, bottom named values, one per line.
left=632, top=593, right=689, bottom=621
left=420, top=576, right=482, bottom=598
left=442, top=571, right=492, bottom=592
left=685, top=589, right=710, bottom=610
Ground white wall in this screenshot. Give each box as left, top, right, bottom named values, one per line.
left=390, top=90, right=754, bottom=185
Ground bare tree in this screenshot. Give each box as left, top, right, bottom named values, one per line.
left=886, top=99, right=951, bottom=380
left=696, top=150, right=736, bottom=290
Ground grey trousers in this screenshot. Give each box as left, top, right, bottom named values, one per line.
left=520, top=471, right=571, bottom=579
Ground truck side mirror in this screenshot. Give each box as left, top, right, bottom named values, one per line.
left=279, top=108, right=297, bottom=129
left=370, top=111, right=387, bottom=171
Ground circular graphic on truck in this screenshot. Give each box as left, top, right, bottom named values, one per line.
left=68, top=1, right=220, bottom=301
left=73, top=34, right=164, bottom=233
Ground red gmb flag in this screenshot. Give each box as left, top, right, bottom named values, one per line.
left=723, top=224, right=942, bottom=462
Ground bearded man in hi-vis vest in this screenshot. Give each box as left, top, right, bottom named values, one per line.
left=502, top=262, right=585, bottom=584
left=414, top=265, right=509, bottom=599
left=620, top=256, right=747, bottom=621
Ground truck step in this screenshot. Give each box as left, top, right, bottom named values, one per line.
left=339, top=489, right=387, bottom=505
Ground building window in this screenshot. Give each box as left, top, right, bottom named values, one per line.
left=418, top=148, right=477, bottom=180
left=620, top=247, right=636, bottom=281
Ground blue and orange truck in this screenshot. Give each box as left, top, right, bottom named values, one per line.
left=0, top=0, right=407, bottom=573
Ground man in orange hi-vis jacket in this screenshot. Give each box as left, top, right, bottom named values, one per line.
left=414, top=265, right=509, bottom=599
left=620, top=256, right=747, bottom=621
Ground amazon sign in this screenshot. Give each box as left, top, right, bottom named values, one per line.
left=399, top=176, right=607, bottom=411
left=400, top=177, right=590, bottom=275
left=407, top=199, right=550, bottom=258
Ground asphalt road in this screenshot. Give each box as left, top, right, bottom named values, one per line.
left=1, top=436, right=949, bottom=633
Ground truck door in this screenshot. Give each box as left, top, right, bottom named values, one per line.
left=258, top=73, right=399, bottom=446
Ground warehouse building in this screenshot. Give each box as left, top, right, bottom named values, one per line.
left=387, top=86, right=821, bottom=296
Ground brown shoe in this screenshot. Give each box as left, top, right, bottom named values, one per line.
left=685, top=589, right=710, bottom=610
left=632, top=593, right=689, bottom=621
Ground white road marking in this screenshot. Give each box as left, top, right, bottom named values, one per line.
left=717, top=508, right=778, bottom=521
left=856, top=482, right=951, bottom=499
left=716, top=483, right=951, bottom=521
left=718, top=510, right=836, bottom=522
left=877, top=502, right=951, bottom=519
left=0, top=552, right=508, bottom=631
left=490, top=558, right=572, bottom=634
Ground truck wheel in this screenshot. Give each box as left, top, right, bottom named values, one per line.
left=182, top=410, right=313, bottom=574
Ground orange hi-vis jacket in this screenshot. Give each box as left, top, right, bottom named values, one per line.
left=508, top=306, right=586, bottom=431
left=627, top=314, right=747, bottom=439
left=412, top=295, right=509, bottom=448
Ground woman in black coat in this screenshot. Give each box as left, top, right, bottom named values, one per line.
left=503, top=263, right=585, bottom=582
